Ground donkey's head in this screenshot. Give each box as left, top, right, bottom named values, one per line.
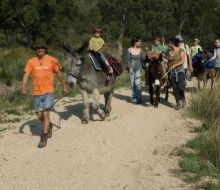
left=67, top=52, right=82, bottom=87
left=62, top=42, right=88, bottom=87
left=146, top=51, right=164, bottom=80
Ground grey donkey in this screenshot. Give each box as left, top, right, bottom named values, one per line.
left=63, top=43, right=121, bottom=124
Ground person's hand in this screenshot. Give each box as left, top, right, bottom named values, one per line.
left=170, top=65, right=176, bottom=70
left=21, top=86, right=28, bottom=96
left=129, top=68, right=134, bottom=73
left=63, top=85, right=69, bottom=96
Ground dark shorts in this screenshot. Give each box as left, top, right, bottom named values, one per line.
left=34, top=93, right=55, bottom=112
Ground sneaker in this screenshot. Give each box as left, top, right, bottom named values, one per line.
left=175, top=101, right=182, bottom=110
left=181, top=99, right=186, bottom=108
left=131, top=99, right=137, bottom=104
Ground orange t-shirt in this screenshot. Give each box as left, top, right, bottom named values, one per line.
left=24, top=54, right=62, bottom=96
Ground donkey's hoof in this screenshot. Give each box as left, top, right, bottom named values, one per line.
left=105, top=112, right=110, bottom=118
left=154, top=104, right=159, bottom=108
left=81, top=120, right=89, bottom=124
left=100, top=114, right=106, bottom=121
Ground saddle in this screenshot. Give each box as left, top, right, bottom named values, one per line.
left=89, top=51, right=123, bottom=77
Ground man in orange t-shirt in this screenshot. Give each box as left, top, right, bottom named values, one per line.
left=21, top=39, right=68, bottom=148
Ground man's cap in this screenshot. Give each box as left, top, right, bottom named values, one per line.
left=33, top=39, right=47, bottom=49
left=194, top=38, right=200, bottom=42
left=175, top=35, right=184, bottom=42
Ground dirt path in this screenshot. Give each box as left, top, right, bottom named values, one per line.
left=0, top=87, right=195, bottom=190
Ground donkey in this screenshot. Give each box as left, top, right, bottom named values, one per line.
left=145, top=51, right=167, bottom=107
left=192, top=50, right=217, bottom=90
left=63, top=43, right=121, bottom=124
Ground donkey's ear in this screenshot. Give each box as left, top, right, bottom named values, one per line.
left=59, top=42, right=75, bottom=54
left=76, top=41, right=89, bottom=55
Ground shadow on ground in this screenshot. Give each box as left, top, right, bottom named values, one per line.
left=114, top=93, right=174, bottom=108
left=19, top=119, right=61, bottom=136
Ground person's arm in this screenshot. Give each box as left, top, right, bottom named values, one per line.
left=209, top=49, right=217, bottom=61
left=171, top=50, right=185, bottom=69
left=186, top=45, right=192, bottom=71
left=56, top=70, right=68, bottom=96
left=21, top=72, right=30, bottom=95
left=126, top=49, right=133, bottom=72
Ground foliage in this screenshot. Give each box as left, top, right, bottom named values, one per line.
left=0, top=0, right=219, bottom=48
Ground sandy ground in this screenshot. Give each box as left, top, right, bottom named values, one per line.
left=0, top=86, right=197, bottom=190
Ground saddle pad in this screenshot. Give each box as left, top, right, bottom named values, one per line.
left=106, top=54, right=123, bottom=76
left=89, top=54, right=102, bottom=71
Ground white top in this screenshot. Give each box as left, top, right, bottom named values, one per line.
left=179, top=43, right=191, bottom=69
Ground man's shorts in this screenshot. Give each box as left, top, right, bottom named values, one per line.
left=34, top=93, right=55, bottom=112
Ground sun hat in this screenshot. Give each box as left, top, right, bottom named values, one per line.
left=33, top=39, right=47, bottom=49
left=175, top=35, right=184, bottom=42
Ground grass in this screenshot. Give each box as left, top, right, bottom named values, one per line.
left=115, top=71, right=130, bottom=89
left=177, top=82, right=220, bottom=188
left=206, top=183, right=220, bottom=190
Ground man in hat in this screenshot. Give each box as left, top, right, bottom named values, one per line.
left=190, top=38, right=203, bottom=57
left=89, top=28, right=113, bottom=74
left=21, top=39, right=68, bottom=148
left=175, top=35, right=192, bottom=78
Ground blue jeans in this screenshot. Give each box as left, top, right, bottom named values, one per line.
left=34, top=93, right=55, bottom=112
left=129, top=70, right=142, bottom=103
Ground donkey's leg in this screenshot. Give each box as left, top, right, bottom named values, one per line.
left=203, top=72, right=207, bottom=89
left=155, top=85, right=160, bottom=108
left=165, top=85, right=169, bottom=101
left=104, top=89, right=113, bottom=117
left=81, top=90, right=90, bottom=124
left=211, top=78, right=214, bottom=91
left=92, top=89, right=105, bottom=120
left=149, top=83, right=154, bottom=105
left=211, top=69, right=216, bottom=90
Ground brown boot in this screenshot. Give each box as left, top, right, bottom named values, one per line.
left=38, top=133, right=48, bottom=148
left=47, top=123, right=53, bottom=138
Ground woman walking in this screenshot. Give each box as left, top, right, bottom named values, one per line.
left=168, top=38, right=186, bottom=110
left=126, top=37, right=145, bottom=104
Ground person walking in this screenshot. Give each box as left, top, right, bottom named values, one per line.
left=209, top=39, right=220, bottom=79
left=175, top=35, right=192, bottom=80
left=168, top=38, right=186, bottom=110
left=190, top=38, right=203, bottom=57
left=126, top=37, right=145, bottom=104
left=21, top=39, right=68, bottom=148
